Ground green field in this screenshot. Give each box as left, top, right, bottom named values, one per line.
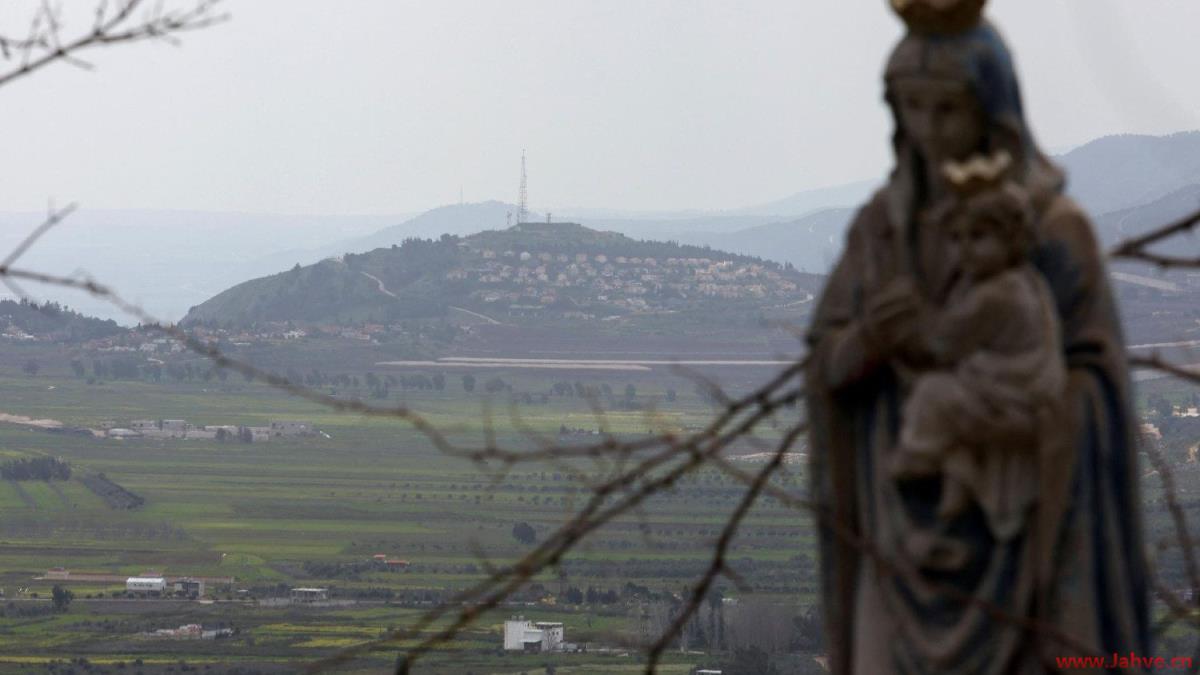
left=0, top=348, right=1194, bottom=674
left=0, top=363, right=815, bottom=673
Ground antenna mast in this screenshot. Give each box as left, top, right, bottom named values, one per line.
left=517, top=149, right=529, bottom=224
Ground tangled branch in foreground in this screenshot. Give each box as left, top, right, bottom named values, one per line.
left=1109, top=206, right=1200, bottom=269
left=0, top=0, right=227, bottom=89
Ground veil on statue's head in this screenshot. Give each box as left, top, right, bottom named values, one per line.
left=883, top=0, right=1065, bottom=222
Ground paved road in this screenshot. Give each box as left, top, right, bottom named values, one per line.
left=360, top=271, right=397, bottom=298
left=361, top=271, right=504, bottom=325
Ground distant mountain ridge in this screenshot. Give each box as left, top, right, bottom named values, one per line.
left=1059, top=131, right=1200, bottom=216
left=338, top=201, right=532, bottom=253
left=734, top=180, right=877, bottom=217
left=668, top=131, right=1200, bottom=273
left=673, top=208, right=855, bottom=274
left=5, top=130, right=1196, bottom=324
left=296, top=132, right=1200, bottom=278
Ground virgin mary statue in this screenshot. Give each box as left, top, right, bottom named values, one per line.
left=804, top=2, right=1150, bottom=673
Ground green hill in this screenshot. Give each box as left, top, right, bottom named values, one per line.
left=182, top=222, right=820, bottom=327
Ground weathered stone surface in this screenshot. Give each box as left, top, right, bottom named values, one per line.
left=805, top=3, right=1150, bottom=673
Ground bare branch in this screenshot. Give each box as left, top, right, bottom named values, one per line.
left=1, top=202, right=76, bottom=269
left=1129, top=353, right=1200, bottom=387
left=0, top=0, right=227, bottom=89
left=1144, top=443, right=1200, bottom=604
left=643, top=420, right=804, bottom=671
left=308, top=389, right=807, bottom=671
left=1109, top=206, right=1200, bottom=266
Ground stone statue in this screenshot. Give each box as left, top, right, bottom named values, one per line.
left=805, top=2, right=1150, bottom=673
left=891, top=173, right=1065, bottom=544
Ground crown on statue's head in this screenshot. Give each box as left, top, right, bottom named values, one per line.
left=890, top=0, right=987, bottom=35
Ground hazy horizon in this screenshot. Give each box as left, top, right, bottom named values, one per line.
left=0, top=129, right=1192, bottom=221
left=1, top=1, right=1199, bottom=217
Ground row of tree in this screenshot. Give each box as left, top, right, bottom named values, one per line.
left=0, top=299, right=122, bottom=341
left=0, top=457, right=70, bottom=481
left=54, top=356, right=681, bottom=414
left=67, top=358, right=235, bottom=384
left=561, top=586, right=621, bottom=605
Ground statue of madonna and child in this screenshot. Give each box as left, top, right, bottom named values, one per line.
left=805, top=1, right=1151, bottom=673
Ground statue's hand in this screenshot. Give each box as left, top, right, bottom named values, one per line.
left=862, top=277, right=922, bottom=360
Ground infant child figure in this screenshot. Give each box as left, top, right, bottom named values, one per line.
left=890, top=177, right=1065, bottom=541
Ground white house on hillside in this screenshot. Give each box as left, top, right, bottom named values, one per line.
left=502, top=617, right=564, bottom=652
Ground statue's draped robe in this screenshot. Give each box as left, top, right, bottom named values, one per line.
left=805, top=190, right=1149, bottom=675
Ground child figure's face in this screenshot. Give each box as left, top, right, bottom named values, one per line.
left=949, top=216, right=1010, bottom=281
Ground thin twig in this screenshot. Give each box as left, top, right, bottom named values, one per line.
left=0, top=202, right=77, bottom=269
left=1130, top=353, right=1200, bottom=387
left=1144, top=443, right=1200, bottom=608
left=1109, top=206, right=1200, bottom=267
left=643, top=420, right=803, bottom=671
left=0, top=0, right=227, bottom=89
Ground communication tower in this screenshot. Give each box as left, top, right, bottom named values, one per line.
left=517, top=150, right=529, bottom=224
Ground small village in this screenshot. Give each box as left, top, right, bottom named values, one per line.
left=34, top=563, right=597, bottom=656
left=457, top=245, right=803, bottom=315
left=102, top=418, right=316, bottom=442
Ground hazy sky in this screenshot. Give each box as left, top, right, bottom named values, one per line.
left=1, top=0, right=1198, bottom=215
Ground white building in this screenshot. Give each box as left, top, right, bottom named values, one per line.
left=537, top=622, right=564, bottom=651
left=133, top=419, right=189, bottom=439
left=269, top=420, right=313, bottom=436
left=244, top=426, right=273, bottom=442
left=290, top=587, right=329, bottom=603
left=106, top=428, right=142, bottom=439
left=503, top=617, right=564, bottom=652
left=126, top=577, right=166, bottom=594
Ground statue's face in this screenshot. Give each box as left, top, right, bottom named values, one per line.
left=892, top=76, right=985, bottom=166
left=949, top=217, right=1008, bottom=281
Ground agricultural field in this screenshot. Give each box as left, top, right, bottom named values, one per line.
left=0, top=340, right=1194, bottom=673
left=0, top=359, right=817, bottom=673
